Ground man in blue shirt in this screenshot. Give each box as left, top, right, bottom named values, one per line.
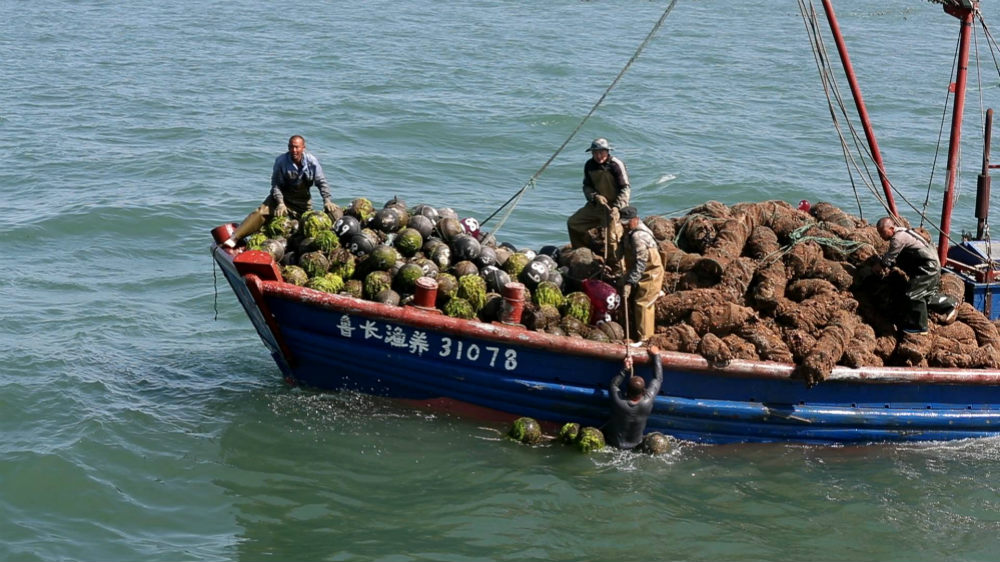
left=222, top=135, right=336, bottom=247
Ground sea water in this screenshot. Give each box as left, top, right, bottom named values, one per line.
left=2, top=1, right=998, bottom=560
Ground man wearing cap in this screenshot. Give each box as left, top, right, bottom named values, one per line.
left=619, top=205, right=664, bottom=343
left=567, top=138, right=631, bottom=265
left=222, top=135, right=337, bottom=248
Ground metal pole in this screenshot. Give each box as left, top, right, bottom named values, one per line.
left=821, top=0, right=898, bottom=217
left=976, top=108, right=993, bottom=240
left=938, top=2, right=977, bottom=264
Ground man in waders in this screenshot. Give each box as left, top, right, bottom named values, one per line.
left=221, top=135, right=337, bottom=248
left=606, top=346, right=663, bottom=450
left=619, top=206, right=665, bottom=345
left=873, top=216, right=958, bottom=334
left=566, top=138, right=630, bottom=269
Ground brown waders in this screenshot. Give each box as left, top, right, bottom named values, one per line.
left=230, top=194, right=312, bottom=241
left=624, top=236, right=665, bottom=342
left=567, top=169, right=625, bottom=266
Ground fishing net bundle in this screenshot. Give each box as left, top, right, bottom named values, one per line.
left=631, top=200, right=1000, bottom=384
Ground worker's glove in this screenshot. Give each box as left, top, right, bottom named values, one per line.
left=274, top=202, right=288, bottom=217
left=609, top=207, right=620, bottom=221
left=323, top=199, right=338, bottom=215
left=593, top=194, right=608, bottom=207
left=622, top=284, right=632, bottom=300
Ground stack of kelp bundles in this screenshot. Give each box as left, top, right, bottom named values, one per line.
left=637, top=200, right=1000, bottom=384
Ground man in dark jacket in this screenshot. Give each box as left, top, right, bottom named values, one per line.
left=567, top=138, right=630, bottom=262
left=605, top=347, right=663, bottom=450
left=873, top=216, right=957, bottom=333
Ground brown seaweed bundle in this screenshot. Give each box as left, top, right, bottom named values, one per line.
left=654, top=289, right=732, bottom=325
left=641, top=200, right=998, bottom=378
left=644, top=215, right=676, bottom=242
left=649, top=323, right=701, bottom=354
left=796, top=309, right=858, bottom=385
left=697, top=333, right=733, bottom=367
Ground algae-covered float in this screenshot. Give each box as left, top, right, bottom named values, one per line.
left=212, top=0, right=1000, bottom=444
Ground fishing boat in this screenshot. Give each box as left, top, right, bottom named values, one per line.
left=211, top=0, right=1000, bottom=445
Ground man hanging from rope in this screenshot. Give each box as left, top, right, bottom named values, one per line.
left=605, top=346, right=663, bottom=450
left=567, top=138, right=630, bottom=272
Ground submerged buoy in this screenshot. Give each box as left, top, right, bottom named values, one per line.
left=575, top=426, right=606, bottom=453
left=640, top=432, right=671, bottom=455
left=507, top=417, right=542, bottom=444
left=558, top=422, right=580, bottom=443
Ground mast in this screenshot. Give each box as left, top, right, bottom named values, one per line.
left=976, top=108, right=992, bottom=239
left=821, top=0, right=898, bottom=217
left=938, top=0, right=978, bottom=264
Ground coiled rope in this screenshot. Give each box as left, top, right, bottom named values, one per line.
left=758, top=223, right=872, bottom=269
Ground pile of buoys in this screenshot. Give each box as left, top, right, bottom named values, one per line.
left=238, top=196, right=629, bottom=343
left=506, top=417, right=671, bottom=455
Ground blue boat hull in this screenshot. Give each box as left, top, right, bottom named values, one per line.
left=215, top=246, right=1000, bottom=445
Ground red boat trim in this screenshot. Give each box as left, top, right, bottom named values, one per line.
left=245, top=274, right=297, bottom=367
left=258, top=279, right=1000, bottom=386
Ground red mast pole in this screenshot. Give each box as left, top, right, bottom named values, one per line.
left=939, top=1, right=977, bottom=264
left=821, top=0, right=898, bottom=216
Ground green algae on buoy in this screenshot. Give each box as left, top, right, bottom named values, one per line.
left=507, top=417, right=542, bottom=445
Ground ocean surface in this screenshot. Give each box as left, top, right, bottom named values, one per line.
left=2, top=1, right=999, bottom=560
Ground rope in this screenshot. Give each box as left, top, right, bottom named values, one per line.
left=981, top=13, right=1000, bottom=78
left=479, top=0, right=681, bottom=237
left=919, top=41, right=957, bottom=229
left=786, top=224, right=870, bottom=253
left=798, top=0, right=997, bottom=252
left=213, top=250, right=220, bottom=321
left=798, top=1, right=882, bottom=219
left=758, top=222, right=872, bottom=268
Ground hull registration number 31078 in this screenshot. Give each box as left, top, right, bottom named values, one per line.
left=439, top=337, right=518, bottom=370
left=335, top=314, right=518, bottom=371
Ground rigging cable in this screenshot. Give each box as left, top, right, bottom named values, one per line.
left=798, top=1, right=888, bottom=218
left=979, top=14, right=1000, bottom=278
left=479, top=0, right=680, bottom=239
left=799, top=1, right=870, bottom=217
left=918, top=29, right=962, bottom=230
left=802, top=0, right=999, bottom=250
